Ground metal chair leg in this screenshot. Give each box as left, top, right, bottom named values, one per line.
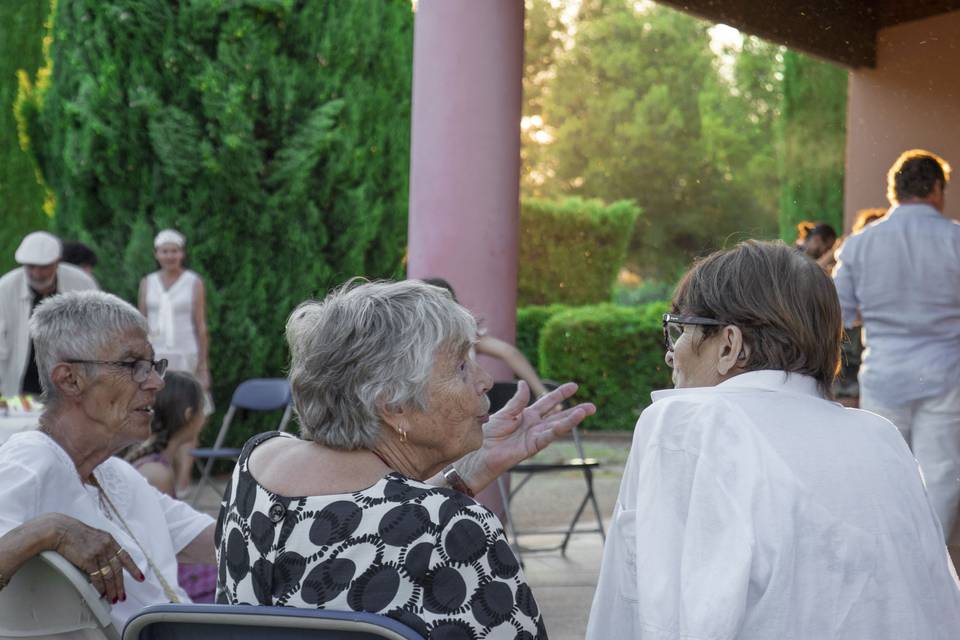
left=497, top=475, right=523, bottom=564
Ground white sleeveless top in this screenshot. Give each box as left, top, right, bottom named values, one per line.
left=145, top=270, right=199, bottom=372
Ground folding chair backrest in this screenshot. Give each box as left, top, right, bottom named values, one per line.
left=230, top=379, right=292, bottom=412
left=122, top=604, right=424, bottom=640
left=0, top=551, right=119, bottom=640
left=209, top=379, right=293, bottom=449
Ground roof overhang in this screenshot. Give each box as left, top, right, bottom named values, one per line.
left=656, top=0, right=960, bottom=68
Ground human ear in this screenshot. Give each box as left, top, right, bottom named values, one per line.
left=50, top=362, right=83, bottom=398
left=716, top=326, right=746, bottom=376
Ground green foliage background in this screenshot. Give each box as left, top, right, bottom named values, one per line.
left=0, top=1, right=51, bottom=274
left=523, top=0, right=782, bottom=278
left=519, top=197, right=640, bottom=305
left=778, top=51, right=847, bottom=242
left=17, top=0, right=413, bottom=442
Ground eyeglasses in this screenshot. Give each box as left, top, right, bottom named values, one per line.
left=662, top=313, right=726, bottom=352
left=65, top=358, right=168, bottom=383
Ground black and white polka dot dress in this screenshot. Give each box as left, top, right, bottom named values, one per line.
left=215, top=432, right=547, bottom=639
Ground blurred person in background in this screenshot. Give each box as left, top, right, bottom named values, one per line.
left=833, top=149, right=960, bottom=537
left=126, top=371, right=216, bottom=602
left=61, top=240, right=99, bottom=278
left=138, top=229, right=211, bottom=495
left=794, top=220, right=838, bottom=260
left=0, top=231, right=97, bottom=398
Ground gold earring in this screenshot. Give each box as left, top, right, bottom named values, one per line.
left=398, top=427, right=407, bottom=443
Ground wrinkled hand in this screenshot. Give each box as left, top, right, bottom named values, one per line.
left=47, top=513, right=145, bottom=604
left=460, top=381, right=596, bottom=492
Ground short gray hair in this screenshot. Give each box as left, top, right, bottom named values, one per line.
left=30, top=290, right=148, bottom=404
left=286, top=279, right=478, bottom=449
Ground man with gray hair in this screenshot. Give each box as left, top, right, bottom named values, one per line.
left=0, top=231, right=98, bottom=398
left=0, top=290, right=215, bottom=628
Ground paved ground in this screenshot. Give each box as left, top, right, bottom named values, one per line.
left=192, top=434, right=630, bottom=639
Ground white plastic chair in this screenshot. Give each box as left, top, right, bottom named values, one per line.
left=0, top=551, right=119, bottom=640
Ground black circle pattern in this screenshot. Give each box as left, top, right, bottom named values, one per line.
left=215, top=432, right=546, bottom=639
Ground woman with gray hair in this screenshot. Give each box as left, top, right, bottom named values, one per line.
left=587, top=241, right=960, bottom=639
left=0, top=290, right=217, bottom=627
left=216, top=279, right=595, bottom=638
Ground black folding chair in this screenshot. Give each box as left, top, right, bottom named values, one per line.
left=123, top=604, right=424, bottom=640
left=493, top=381, right=606, bottom=558
left=190, top=378, right=293, bottom=506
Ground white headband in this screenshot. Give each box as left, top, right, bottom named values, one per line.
left=154, top=229, right=185, bottom=249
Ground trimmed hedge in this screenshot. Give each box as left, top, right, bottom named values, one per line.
left=518, top=197, right=640, bottom=305
left=540, top=301, right=672, bottom=431
left=516, top=304, right=571, bottom=366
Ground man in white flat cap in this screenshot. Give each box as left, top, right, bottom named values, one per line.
left=0, top=231, right=98, bottom=397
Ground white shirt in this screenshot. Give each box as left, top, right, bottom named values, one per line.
left=587, top=371, right=960, bottom=640
left=144, top=271, right=199, bottom=372
left=0, top=263, right=98, bottom=397
left=0, top=431, right=214, bottom=628
left=833, top=203, right=960, bottom=404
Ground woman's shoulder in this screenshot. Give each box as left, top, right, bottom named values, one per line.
left=0, top=431, right=73, bottom=473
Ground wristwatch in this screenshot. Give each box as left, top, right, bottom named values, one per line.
left=441, top=465, right=475, bottom=498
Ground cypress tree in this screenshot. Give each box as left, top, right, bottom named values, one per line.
left=0, top=1, right=52, bottom=272
left=778, top=50, right=847, bottom=242
left=18, top=0, right=412, bottom=437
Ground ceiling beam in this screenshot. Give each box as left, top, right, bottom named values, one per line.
left=657, top=0, right=878, bottom=68
left=876, top=0, right=960, bottom=28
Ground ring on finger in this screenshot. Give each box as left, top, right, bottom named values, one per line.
left=89, top=568, right=103, bottom=578
left=113, top=549, right=124, bottom=559
left=98, top=565, right=114, bottom=578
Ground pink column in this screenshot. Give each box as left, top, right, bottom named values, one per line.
left=406, top=0, right=524, bottom=383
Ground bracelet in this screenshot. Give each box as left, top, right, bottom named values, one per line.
left=441, top=465, right=475, bottom=498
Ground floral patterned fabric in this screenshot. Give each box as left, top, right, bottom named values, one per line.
left=215, top=432, right=546, bottom=639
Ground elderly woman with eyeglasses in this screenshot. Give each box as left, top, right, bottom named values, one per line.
left=0, top=291, right=216, bottom=626
left=587, top=241, right=960, bottom=640
left=216, top=280, right=595, bottom=639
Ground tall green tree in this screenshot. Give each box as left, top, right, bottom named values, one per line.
left=778, top=50, right=847, bottom=242
left=530, top=0, right=778, bottom=278
left=18, top=0, right=412, bottom=429
left=0, top=1, right=51, bottom=273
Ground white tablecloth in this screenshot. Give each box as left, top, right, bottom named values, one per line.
left=0, top=416, right=39, bottom=445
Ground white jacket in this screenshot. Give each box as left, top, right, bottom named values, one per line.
left=0, top=263, right=98, bottom=397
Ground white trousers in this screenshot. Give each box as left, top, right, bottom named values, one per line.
left=861, top=385, right=960, bottom=538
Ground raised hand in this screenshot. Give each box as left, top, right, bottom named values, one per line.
left=458, top=381, right=596, bottom=492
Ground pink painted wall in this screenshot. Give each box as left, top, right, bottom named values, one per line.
left=406, top=0, right=524, bottom=382
left=844, top=11, right=960, bottom=229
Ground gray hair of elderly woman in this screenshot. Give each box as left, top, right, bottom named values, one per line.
left=672, top=240, right=842, bottom=397
left=29, top=290, right=148, bottom=405
left=286, top=279, right=478, bottom=450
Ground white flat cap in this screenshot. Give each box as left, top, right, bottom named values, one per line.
left=154, top=229, right=186, bottom=248
left=15, top=231, right=62, bottom=266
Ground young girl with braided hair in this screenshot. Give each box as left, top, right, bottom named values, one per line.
left=126, top=370, right=216, bottom=602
